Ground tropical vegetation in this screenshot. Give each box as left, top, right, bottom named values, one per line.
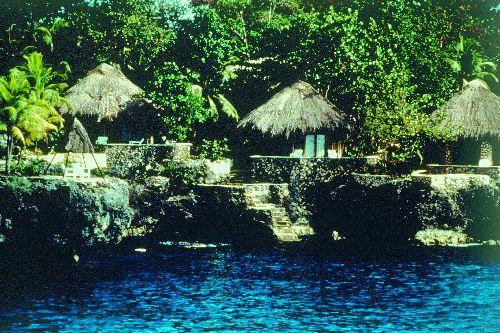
left=0, top=51, right=68, bottom=174
left=0, top=0, right=498, bottom=171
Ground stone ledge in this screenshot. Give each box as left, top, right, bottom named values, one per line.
left=427, top=164, right=499, bottom=179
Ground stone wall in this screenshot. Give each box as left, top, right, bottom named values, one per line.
left=106, top=143, right=192, bottom=180
left=250, top=156, right=379, bottom=183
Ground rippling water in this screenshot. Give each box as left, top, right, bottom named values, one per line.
left=1, top=246, right=499, bottom=332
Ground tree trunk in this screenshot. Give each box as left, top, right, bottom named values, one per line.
left=5, top=134, right=14, bottom=175
left=444, top=143, right=452, bottom=165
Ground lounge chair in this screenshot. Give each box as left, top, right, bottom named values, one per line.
left=128, top=139, right=144, bottom=145
left=96, top=136, right=108, bottom=145
left=290, top=149, right=303, bottom=157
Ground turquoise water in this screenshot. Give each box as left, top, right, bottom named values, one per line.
left=1, top=247, right=499, bottom=332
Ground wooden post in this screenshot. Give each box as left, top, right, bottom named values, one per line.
left=444, top=143, right=452, bottom=165
left=44, top=152, right=58, bottom=175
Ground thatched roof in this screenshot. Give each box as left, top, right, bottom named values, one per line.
left=436, top=79, right=500, bottom=138
left=65, top=118, right=94, bottom=153
left=60, top=63, right=143, bottom=121
left=238, top=81, right=345, bottom=137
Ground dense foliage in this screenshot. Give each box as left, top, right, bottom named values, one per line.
left=0, top=51, right=68, bottom=174
left=0, top=0, right=498, bottom=168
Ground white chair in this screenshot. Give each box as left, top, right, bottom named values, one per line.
left=328, top=149, right=338, bottom=158
left=64, top=163, right=91, bottom=179
left=290, top=149, right=303, bottom=157
left=129, top=138, right=145, bottom=145
left=96, top=136, right=108, bottom=145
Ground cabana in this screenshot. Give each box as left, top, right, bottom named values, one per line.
left=60, top=63, right=145, bottom=142
left=434, top=79, right=500, bottom=166
left=239, top=81, right=346, bottom=157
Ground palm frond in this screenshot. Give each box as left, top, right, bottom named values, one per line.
left=35, top=26, right=54, bottom=50
left=215, top=94, right=239, bottom=120
left=11, top=126, right=25, bottom=145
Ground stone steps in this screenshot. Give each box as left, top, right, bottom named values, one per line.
left=242, top=183, right=314, bottom=242
left=228, top=169, right=252, bottom=183
left=243, top=184, right=302, bottom=242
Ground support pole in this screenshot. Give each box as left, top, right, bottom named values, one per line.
left=44, top=151, right=58, bottom=175
left=90, top=151, right=102, bottom=173
left=63, top=152, right=70, bottom=177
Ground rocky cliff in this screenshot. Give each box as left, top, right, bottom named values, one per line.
left=0, top=176, right=133, bottom=251
left=302, top=174, right=499, bottom=246
left=0, top=172, right=498, bottom=253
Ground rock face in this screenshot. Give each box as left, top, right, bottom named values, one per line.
left=0, top=172, right=497, bottom=251
left=0, top=176, right=133, bottom=250
left=128, top=176, right=197, bottom=239
left=192, top=183, right=313, bottom=243
left=302, top=173, right=499, bottom=245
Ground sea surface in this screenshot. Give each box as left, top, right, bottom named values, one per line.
left=0, top=245, right=499, bottom=332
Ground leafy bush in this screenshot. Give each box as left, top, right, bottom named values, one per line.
left=144, top=63, right=211, bottom=141
left=355, top=70, right=455, bottom=172
left=11, top=158, right=63, bottom=176
left=91, top=168, right=108, bottom=178
left=197, top=138, right=230, bottom=161
left=160, top=161, right=207, bottom=191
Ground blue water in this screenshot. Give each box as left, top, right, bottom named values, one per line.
left=1, top=246, right=499, bottom=332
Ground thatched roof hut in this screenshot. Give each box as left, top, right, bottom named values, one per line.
left=436, top=79, right=500, bottom=139
left=239, top=81, right=346, bottom=138
left=60, top=63, right=143, bottom=121
left=65, top=118, right=94, bottom=153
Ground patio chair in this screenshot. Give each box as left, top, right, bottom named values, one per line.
left=128, top=138, right=144, bottom=145
left=64, top=163, right=91, bottom=179
left=96, top=136, right=108, bottom=145
left=290, top=149, right=303, bottom=157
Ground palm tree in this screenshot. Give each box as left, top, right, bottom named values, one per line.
left=449, top=36, right=498, bottom=89
left=190, top=82, right=239, bottom=120
left=0, top=52, right=67, bottom=174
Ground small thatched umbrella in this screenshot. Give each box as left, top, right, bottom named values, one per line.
left=239, top=81, right=345, bottom=138
left=44, top=118, right=101, bottom=175
left=60, top=63, right=143, bottom=121
left=239, top=81, right=346, bottom=157
left=65, top=118, right=94, bottom=153
left=435, top=79, right=500, bottom=165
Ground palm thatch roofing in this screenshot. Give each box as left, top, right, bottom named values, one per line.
left=435, top=79, right=500, bottom=138
left=60, top=63, right=143, bottom=121
left=65, top=118, right=94, bottom=153
left=238, top=81, right=346, bottom=138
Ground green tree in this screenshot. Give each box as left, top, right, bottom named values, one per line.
left=54, top=0, right=176, bottom=86
left=0, top=52, right=68, bottom=174
left=144, top=63, right=211, bottom=141
left=0, top=0, right=80, bottom=72
left=449, top=35, right=498, bottom=89
left=175, top=6, right=240, bottom=120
